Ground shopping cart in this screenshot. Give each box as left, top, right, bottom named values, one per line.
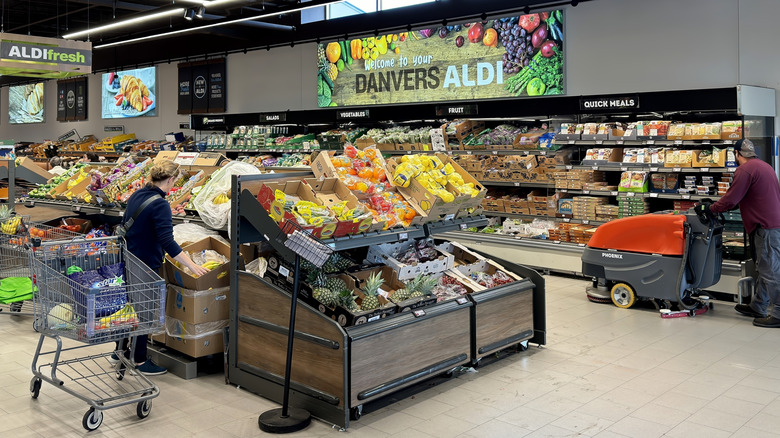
left=29, top=236, right=166, bottom=431
left=0, top=215, right=80, bottom=318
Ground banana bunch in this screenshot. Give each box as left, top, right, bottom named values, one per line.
left=212, top=192, right=230, bottom=205
left=202, top=261, right=222, bottom=271
left=1, top=216, right=22, bottom=235
left=96, top=304, right=138, bottom=330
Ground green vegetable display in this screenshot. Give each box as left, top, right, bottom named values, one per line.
left=504, top=46, right=563, bottom=96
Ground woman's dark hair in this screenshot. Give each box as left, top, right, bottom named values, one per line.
left=84, top=152, right=99, bottom=162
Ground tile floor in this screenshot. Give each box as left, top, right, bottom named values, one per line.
left=3, top=274, right=780, bottom=437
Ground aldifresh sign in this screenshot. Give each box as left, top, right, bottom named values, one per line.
left=1, top=43, right=90, bottom=65
left=317, top=10, right=565, bottom=107
left=0, top=33, right=91, bottom=78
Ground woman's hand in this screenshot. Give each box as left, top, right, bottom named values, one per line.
left=188, top=263, right=210, bottom=277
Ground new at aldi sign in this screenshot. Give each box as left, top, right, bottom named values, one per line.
left=317, top=10, right=565, bottom=107
left=0, top=33, right=91, bottom=79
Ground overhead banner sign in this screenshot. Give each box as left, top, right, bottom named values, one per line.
left=0, top=33, right=91, bottom=79
left=317, top=10, right=564, bottom=107
left=580, top=95, right=640, bottom=111
left=57, top=77, right=88, bottom=122
left=178, top=58, right=227, bottom=114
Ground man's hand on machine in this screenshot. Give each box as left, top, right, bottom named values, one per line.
left=694, top=199, right=712, bottom=216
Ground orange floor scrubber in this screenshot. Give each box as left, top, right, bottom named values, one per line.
left=581, top=204, right=723, bottom=313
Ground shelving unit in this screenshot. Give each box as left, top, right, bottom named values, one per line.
left=226, top=172, right=545, bottom=429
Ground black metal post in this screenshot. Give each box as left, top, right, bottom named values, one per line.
left=258, top=254, right=311, bottom=433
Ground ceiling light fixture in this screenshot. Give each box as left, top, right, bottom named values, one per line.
left=184, top=9, right=196, bottom=21
left=94, top=0, right=347, bottom=49
left=195, top=6, right=206, bottom=19
left=62, top=8, right=184, bottom=39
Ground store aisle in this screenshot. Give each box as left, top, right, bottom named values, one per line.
left=2, top=274, right=780, bottom=438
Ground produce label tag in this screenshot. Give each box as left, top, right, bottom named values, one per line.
left=318, top=10, right=566, bottom=108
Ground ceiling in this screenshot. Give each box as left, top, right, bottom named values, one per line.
left=1, top=0, right=587, bottom=83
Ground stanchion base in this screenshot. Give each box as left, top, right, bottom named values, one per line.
left=258, top=408, right=311, bottom=434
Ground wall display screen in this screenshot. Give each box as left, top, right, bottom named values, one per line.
left=57, top=77, right=88, bottom=121
left=101, top=66, right=157, bottom=119
left=9, top=82, right=45, bottom=124
left=317, top=10, right=565, bottom=107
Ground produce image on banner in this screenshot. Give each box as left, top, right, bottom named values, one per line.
left=9, top=82, right=45, bottom=124
left=101, top=66, right=157, bottom=118
left=317, top=10, right=564, bottom=107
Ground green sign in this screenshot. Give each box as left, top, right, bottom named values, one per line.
left=317, top=10, right=564, bottom=107
left=0, top=33, right=91, bottom=78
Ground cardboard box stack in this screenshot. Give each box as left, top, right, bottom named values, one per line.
left=571, top=196, right=609, bottom=221
left=163, top=236, right=231, bottom=358
left=554, top=170, right=607, bottom=190
left=673, top=200, right=697, bottom=213
left=595, top=205, right=620, bottom=222
left=528, top=190, right=560, bottom=217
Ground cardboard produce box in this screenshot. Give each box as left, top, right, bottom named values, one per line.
left=166, top=285, right=229, bottom=324
left=165, top=236, right=231, bottom=290
left=385, top=153, right=486, bottom=220
left=365, top=239, right=454, bottom=281
left=352, top=266, right=438, bottom=313
left=165, top=332, right=224, bottom=358
left=256, top=179, right=339, bottom=239
left=305, top=177, right=375, bottom=236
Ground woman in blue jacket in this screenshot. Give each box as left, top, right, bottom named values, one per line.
left=117, top=160, right=207, bottom=375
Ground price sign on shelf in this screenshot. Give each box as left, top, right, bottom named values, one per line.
left=701, top=167, right=710, bottom=172
left=650, top=193, right=659, bottom=198
left=399, top=232, right=408, bottom=241
left=459, top=223, right=468, bottom=230
left=539, top=150, right=547, bottom=155
left=673, top=167, right=682, bottom=172
left=565, top=165, right=573, bottom=170
left=647, top=140, right=655, bottom=145
left=492, top=150, right=498, bottom=155
left=674, top=140, right=683, bottom=145
left=682, top=195, right=691, bottom=200
left=568, top=140, right=575, bottom=145
left=514, top=182, right=520, bottom=187
left=650, top=167, right=659, bottom=172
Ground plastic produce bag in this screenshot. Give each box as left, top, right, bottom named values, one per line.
left=245, top=257, right=268, bottom=277
left=173, top=223, right=219, bottom=247
left=193, top=161, right=262, bottom=230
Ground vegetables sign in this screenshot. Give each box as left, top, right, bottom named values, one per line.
left=317, top=10, right=565, bottom=108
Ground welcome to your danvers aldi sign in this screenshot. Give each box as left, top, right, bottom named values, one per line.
left=0, top=33, right=91, bottom=79
left=317, top=10, right=565, bottom=107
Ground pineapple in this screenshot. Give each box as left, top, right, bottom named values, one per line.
left=306, top=271, right=326, bottom=288
left=325, top=277, right=347, bottom=293
left=392, top=275, right=421, bottom=302
left=323, top=253, right=353, bottom=274
left=409, top=276, right=438, bottom=299
left=327, top=63, right=339, bottom=81
left=313, top=287, right=339, bottom=308
left=360, top=272, right=384, bottom=311
left=337, top=290, right=360, bottom=312
left=317, top=44, right=327, bottom=65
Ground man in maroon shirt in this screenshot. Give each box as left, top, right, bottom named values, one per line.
left=709, top=139, right=780, bottom=327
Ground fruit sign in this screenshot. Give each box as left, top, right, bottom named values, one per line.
left=317, top=10, right=565, bottom=108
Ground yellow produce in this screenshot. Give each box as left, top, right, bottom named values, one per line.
left=325, top=42, right=341, bottom=63
left=392, top=155, right=478, bottom=203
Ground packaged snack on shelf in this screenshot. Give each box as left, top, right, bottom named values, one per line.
left=305, top=177, right=375, bottom=235
left=692, top=148, right=726, bottom=167
left=721, top=121, right=743, bottom=140
left=664, top=149, right=694, bottom=167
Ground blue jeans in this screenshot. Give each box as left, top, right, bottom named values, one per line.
left=749, top=227, right=780, bottom=318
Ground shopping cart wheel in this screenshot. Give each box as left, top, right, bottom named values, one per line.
left=82, top=408, right=103, bottom=431
left=136, top=399, right=152, bottom=419
left=30, top=377, right=41, bottom=399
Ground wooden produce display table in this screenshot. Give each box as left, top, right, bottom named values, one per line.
left=226, top=172, right=546, bottom=429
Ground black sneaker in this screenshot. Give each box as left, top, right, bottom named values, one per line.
left=108, top=352, right=120, bottom=364
left=735, top=304, right=766, bottom=319
left=135, top=360, right=167, bottom=376
left=753, top=316, right=780, bottom=328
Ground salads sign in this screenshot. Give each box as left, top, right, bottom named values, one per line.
left=317, top=10, right=564, bottom=107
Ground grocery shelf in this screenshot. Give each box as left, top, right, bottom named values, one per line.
left=553, top=139, right=738, bottom=147
left=559, top=164, right=737, bottom=173
left=556, top=189, right=722, bottom=201
left=322, top=225, right=427, bottom=251
left=262, top=166, right=312, bottom=171
left=383, top=149, right=558, bottom=156
left=208, top=148, right=319, bottom=154
left=483, top=211, right=606, bottom=226
left=479, top=181, right=554, bottom=188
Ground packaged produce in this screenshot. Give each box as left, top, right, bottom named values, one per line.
left=391, top=154, right=480, bottom=201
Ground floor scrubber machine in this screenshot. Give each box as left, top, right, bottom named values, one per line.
left=582, top=202, right=723, bottom=315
